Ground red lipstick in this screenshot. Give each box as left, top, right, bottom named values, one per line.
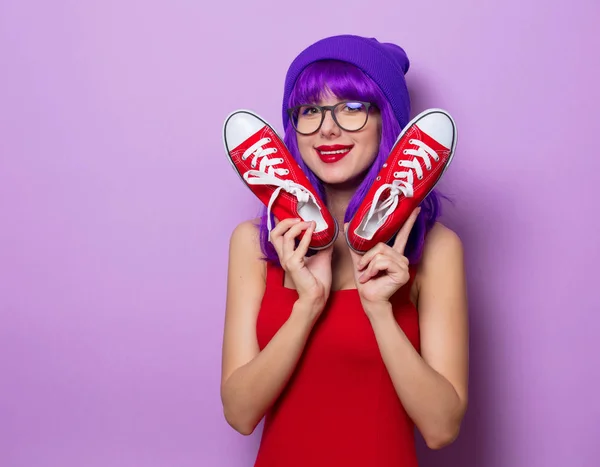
left=315, top=144, right=354, bottom=163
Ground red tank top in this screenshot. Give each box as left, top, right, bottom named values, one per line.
left=254, top=262, right=421, bottom=467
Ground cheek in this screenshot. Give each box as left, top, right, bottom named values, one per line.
left=296, top=139, right=312, bottom=160
left=296, top=138, right=320, bottom=170
left=361, top=131, right=381, bottom=160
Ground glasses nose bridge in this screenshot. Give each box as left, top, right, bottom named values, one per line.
left=320, top=104, right=339, bottom=128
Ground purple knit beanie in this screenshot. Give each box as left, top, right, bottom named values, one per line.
left=282, top=34, right=411, bottom=130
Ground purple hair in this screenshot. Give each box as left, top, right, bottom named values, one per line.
left=258, top=60, right=446, bottom=264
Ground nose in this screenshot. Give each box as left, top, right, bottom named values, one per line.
left=320, top=109, right=341, bottom=136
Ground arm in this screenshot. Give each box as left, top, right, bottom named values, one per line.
left=220, top=220, right=320, bottom=435
left=366, top=223, right=469, bottom=449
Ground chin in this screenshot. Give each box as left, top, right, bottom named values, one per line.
left=316, top=169, right=366, bottom=188
left=304, top=156, right=372, bottom=187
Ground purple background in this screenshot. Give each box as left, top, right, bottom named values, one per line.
left=1, top=1, right=598, bottom=466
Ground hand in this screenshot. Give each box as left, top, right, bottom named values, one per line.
left=269, top=218, right=333, bottom=315
left=346, top=207, right=421, bottom=311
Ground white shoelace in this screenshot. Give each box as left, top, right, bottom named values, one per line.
left=241, top=137, right=319, bottom=235
left=364, top=138, right=439, bottom=227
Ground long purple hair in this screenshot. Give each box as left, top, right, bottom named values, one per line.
left=257, top=60, right=446, bottom=264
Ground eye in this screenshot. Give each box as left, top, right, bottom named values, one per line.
left=300, top=105, right=320, bottom=116
left=342, top=102, right=366, bottom=113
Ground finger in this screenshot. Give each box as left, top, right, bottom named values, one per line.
left=359, top=253, right=386, bottom=280
left=356, top=244, right=384, bottom=271
left=359, top=255, right=396, bottom=283
left=361, top=254, right=409, bottom=284
left=270, top=218, right=302, bottom=259
left=292, top=221, right=315, bottom=259
left=281, top=222, right=312, bottom=263
left=357, top=243, right=403, bottom=271
left=270, top=217, right=302, bottom=241
left=271, top=236, right=284, bottom=260
left=273, top=219, right=303, bottom=254
left=392, top=207, right=421, bottom=254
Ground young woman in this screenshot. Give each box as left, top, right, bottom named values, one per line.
left=220, top=34, right=469, bottom=467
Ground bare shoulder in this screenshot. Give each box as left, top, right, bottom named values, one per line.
left=230, top=217, right=262, bottom=244
left=419, top=222, right=463, bottom=269
left=414, top=222, right=464, bottom=292
left=229, top=218, right=265, bottom=271
left=423, top=222, right=463, bottom=257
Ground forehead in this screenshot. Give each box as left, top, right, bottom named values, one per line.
left=308, top=92, right=362, bottom=106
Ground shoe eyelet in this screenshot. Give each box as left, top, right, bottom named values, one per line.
left=409, top=139, right=414, bottom=144
left=382, top=163, right=387, bottom=168
left=403, top=150, right=408, bottom=155
left=418, top=175, right=423, bottom=180
left=273, top=148, right=278, bottom=153
left=393, top=172, right=399, bottom=177
left=376, top=176, right=381, bottom=181
left=266, top=138, right=271, bottom=142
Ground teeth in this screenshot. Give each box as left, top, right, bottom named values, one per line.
left=319, top=149, right=350, bottom=155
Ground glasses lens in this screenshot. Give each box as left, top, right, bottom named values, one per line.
left=291, top=105, right=323, bottom=135
left=290, top=102, right=370, bottom=134
left=334, top=101, right=369, bottom=131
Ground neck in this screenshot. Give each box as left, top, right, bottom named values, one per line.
left=324, top=180, right=361, bottom=222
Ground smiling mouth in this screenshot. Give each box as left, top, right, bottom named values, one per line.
left=318, top=148, right=352, bottom=155
left=315, top=145, right=354, bottom=162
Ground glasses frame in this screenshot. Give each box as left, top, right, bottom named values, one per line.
left=287, top=100, right=373, bottom=135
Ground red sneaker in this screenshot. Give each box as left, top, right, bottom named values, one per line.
left=223, top=110, right=338, bottom=250
left=346, top=108, right=457, bottom=253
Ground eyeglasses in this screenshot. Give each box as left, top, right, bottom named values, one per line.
left=287, top=100, right=373, bottom=135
